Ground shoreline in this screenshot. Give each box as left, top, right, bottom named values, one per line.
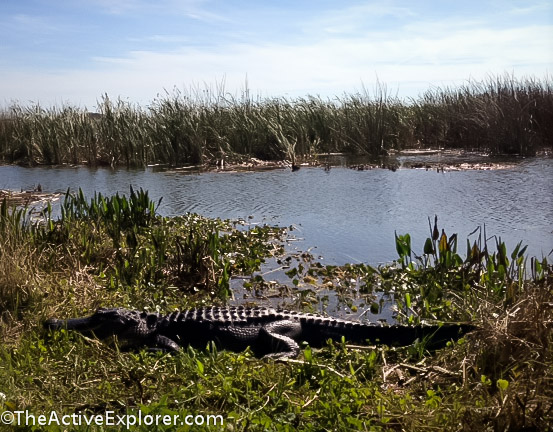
left=3, top=149, right=549, bottom=175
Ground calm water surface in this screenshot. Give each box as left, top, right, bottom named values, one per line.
left=1, top=158, right=552, bottom=265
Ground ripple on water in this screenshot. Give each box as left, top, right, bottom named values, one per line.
left=0, top=158, right=551, bottom=263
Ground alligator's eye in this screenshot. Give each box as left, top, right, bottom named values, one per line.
left=146, top=314, right=158, bottom=328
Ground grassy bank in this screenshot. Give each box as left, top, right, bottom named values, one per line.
left=0, top=191, right=551, bottom=430
left=1, top=75, right=552, bottom=168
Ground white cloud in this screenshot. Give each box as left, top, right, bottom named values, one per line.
left=7, top=13, right=76, bottom=35
left=127, top=34, right=191, bottom=44
left=302, top=2, right=416, bottom=36
left=83, top=0, right=143, bottom=15
left=1, top=3, right=551, bottom=108
left=83, top=0, right=226, bottom=22
left=506, top=2, right=552, bottom=16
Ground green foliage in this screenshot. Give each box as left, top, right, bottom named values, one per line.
left=0, top=189, right=284, bottom=313
left=1, top=75, right=551, bottom=167
left=0, top=197, right=552, bottom=431
left=384, top=216, right=551, bottom=323
left=394, top=231, right=411, bottom=268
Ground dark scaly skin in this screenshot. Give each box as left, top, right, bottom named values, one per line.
left=44, top=306, right=475, bottom=358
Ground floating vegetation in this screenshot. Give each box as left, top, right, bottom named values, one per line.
left=1, top=74, right=551, bottom=168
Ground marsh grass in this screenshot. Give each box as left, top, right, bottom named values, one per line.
left=0, top=195, right=552, bottom=430
left=414, top=75, right=553, bottom=155
left=1, top=75, right=551, bottom=168
left=0, top=188, right=285, bottom=323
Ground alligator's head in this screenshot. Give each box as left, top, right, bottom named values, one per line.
left=44, top=308, right=160, bottom=348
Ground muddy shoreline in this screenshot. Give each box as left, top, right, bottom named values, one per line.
left=197, top=149, right=547, bottom=173
left=1, top=149, right=549, bottom=178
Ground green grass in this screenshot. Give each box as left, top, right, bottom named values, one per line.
left=1, top=74, right=551, bottom=168
left=0, top=193, right=551, bottom=431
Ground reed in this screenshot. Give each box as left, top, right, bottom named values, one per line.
left=0, top=74, right=550, bottom=167
left=412, top=74, right=553, bottom=154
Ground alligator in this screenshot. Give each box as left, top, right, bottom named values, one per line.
left=44, top=306, right=474, bottom=358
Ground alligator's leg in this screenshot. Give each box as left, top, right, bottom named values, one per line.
left=151, top=334, right=180, bottom=352
left=258, top=320, right=302, bottom=359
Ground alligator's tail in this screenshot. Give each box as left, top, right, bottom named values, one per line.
left=356, top=323, right=475, bottom=349
left=303, top=321, right=475, bottom=349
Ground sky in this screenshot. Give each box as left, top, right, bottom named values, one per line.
left=1, top=0, right=552, bottom=109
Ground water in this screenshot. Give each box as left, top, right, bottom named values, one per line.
left=1, top=157, right=552, bottom=265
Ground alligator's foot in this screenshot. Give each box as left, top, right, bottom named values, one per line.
left=258, top=320, right=302, bottom=358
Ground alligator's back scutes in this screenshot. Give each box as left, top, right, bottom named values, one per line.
left=163, top=306, right=365, bottom=327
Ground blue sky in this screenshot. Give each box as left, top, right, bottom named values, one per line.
left=1, top=0, right=552, bottom=108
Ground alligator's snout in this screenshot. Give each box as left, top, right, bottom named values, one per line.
left=44, top=308, right=144, bottom=341
left=44, top=318, right=65, bottom=329
left=44, top=316, right=96, bottom=333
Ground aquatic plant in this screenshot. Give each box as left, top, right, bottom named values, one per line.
left=412, top=74, right=553, bottom=155
left=387, top=216, right=550, bottom=323
left=0, top=189, right=285, bottom=313
left=0, top=75, right=550, bottom=167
